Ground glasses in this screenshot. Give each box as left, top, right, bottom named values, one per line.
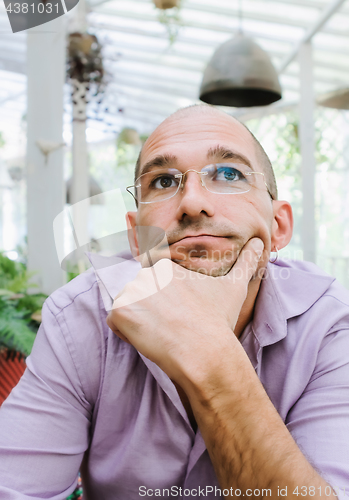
left=127, top=163, right=270, bottom=204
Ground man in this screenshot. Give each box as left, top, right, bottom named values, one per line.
left=0, top=105, right=348, bottom=499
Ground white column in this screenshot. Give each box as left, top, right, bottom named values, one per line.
left=71, top=79, right=89, bottom=273
left=69, top=0, right=89, bottom=270
left=70, top=0, right=88, bottom=209
left=298, top=42, right=316, bottom=263
left=71, top=80, right=89, bottom=206
left=26, top=17, right=66, bottom=294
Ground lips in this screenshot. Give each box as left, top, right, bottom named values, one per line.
left=170, top=234, right=225, bottom=245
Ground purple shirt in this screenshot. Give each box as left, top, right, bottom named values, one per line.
left=0, top=256, right=349, bottom=499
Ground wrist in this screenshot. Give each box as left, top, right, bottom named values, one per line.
left=179, top=327, right=255, bottom=408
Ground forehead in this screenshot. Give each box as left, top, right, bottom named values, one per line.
left=141, top=110, right=258, bottom=171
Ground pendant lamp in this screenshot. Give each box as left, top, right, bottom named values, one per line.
left=199, top=33, right=282, bottom=107
left=317, top=88, right=349, bottom=110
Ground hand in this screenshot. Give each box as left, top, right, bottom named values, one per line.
left=106, top=238, right=264, bottom=386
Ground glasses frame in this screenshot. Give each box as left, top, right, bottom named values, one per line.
left=126, top=164, right=273, bottom=205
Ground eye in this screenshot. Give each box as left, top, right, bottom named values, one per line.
left=151, top=174, right=178, bottom=190
left=215, top=166, right=245, bottom=182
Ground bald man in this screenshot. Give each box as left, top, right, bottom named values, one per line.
left=0, top=106, right=348, bottom=500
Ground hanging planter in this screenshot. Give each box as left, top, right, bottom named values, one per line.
left=67, top=32, right=107, bottom=120
left=153, top=0, right=180, bottom=9
left=153, top=0, right=182, bottom=45
left=67, top=33, right=104, bottom=90
left=118, top=127, right=141, bottom=146
left=67, top=32, right=106, bottom=119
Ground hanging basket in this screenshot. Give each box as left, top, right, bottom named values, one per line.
left=67, top=33, right=104, bottom=84
left=118, top=127, right=141, bottom=146
left=153, top=0, right=180, bottom=9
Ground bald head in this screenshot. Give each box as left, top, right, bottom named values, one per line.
left=134, top=104, right=278, bottom=200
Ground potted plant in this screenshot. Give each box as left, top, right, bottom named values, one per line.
left=67, top=32, right=104, bottom=87
left=0, top=252, right=46, bottom=405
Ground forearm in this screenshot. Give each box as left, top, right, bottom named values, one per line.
left=182, top=331, right=336, bottom=499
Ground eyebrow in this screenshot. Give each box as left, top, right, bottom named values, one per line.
left=139, top=154, right=178, bottom=177
left=207, top=145, right=253, bottom=170
left=139, top=145, right=253, bottom=177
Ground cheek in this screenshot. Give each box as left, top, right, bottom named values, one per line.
left=137, top=198, right=181, bottom=229
left=136, top=206, right=173, bottom=254
left=223, top=198, right=273, bottom=243
left=137, top=206, right=166, bottom=227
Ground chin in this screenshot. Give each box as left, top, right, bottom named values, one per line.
left=173, top=258, right=234, bottom=277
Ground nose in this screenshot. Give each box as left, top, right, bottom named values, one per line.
left=175, top=170, right=215, bottom=220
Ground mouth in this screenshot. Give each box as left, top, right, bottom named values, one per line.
left=170, top=234, right=226, bottom=245
left=169, top=234, right=236, bottom=266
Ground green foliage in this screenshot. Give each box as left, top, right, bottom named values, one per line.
left=66, top=264, right=80, bottom=282
left=66, top=475, right=83, bottom=500
left=0, top=131, right=5, bottom=148
left=0, top=298, right=37, bottom=355
left=115, top=142, right=141, bottom=170
left=0, top=253, right=47, bottom=356
left=0, top=252, right=36, bottom=293
left=273, top=120, right=301, bottom=177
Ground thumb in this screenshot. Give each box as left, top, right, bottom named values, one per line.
left=223, top=238, right=264, bottom=290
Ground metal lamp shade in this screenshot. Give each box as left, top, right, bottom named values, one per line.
left=317, top=88, right=349, bottom=110
left=200, top=34, right=282, bottom=107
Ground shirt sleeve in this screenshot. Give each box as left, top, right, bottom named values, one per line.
left=0, top=293, right=101, bottom=499
left=285, top=326, right=349, bottom=500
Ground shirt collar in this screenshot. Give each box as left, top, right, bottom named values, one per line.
left=87, top=250, right=141, bottom=310
left=252, top=259, right=335, bottom=348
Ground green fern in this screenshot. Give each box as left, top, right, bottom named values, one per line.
left=0, top=253, right=37, bottom=293
left=0, top=298, right=36, bottom=355
left=0, top=253, right=47, bottom=356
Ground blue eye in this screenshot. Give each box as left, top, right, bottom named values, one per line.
left=215, top=166, right=245, bottom=182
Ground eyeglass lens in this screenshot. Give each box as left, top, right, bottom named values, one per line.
left=135, top=163, right=258, bottom=203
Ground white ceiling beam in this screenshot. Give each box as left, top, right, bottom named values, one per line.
left=88, top=0, right=344, bottom=14
left=101, top=38, right=282, bottom=62
left=91, top=6, right=349, bottom=39
left=101, top=35, right=349, bottom=72
left=106, top=85, right=187, bottom=107
left=91, top=17, right=349, bottom=53
left=109, top=76, right=196, bottom=99
left=110, top=64, right=200, bottom=86
left=104, top=54, right=203, bottom=74
left=105, top=68, right=341, bottom=105
left=86, top=91, right=180, bottom=119
left=0, top=59, right=26, bottom=74
left=89, top=18, right=298, bottom=48
left=103, top=50, right=349, bottom=80
left=232, top=99, right=298, bottom=122
left=278, top=0, right=348, bottom=74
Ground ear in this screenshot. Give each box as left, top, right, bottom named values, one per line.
left=271, top=200, right=293, bottom=251
left=126, top=211, right=140, bottom=257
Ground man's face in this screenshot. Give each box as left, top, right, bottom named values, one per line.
left=128, top=110, right=277, bottom=277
